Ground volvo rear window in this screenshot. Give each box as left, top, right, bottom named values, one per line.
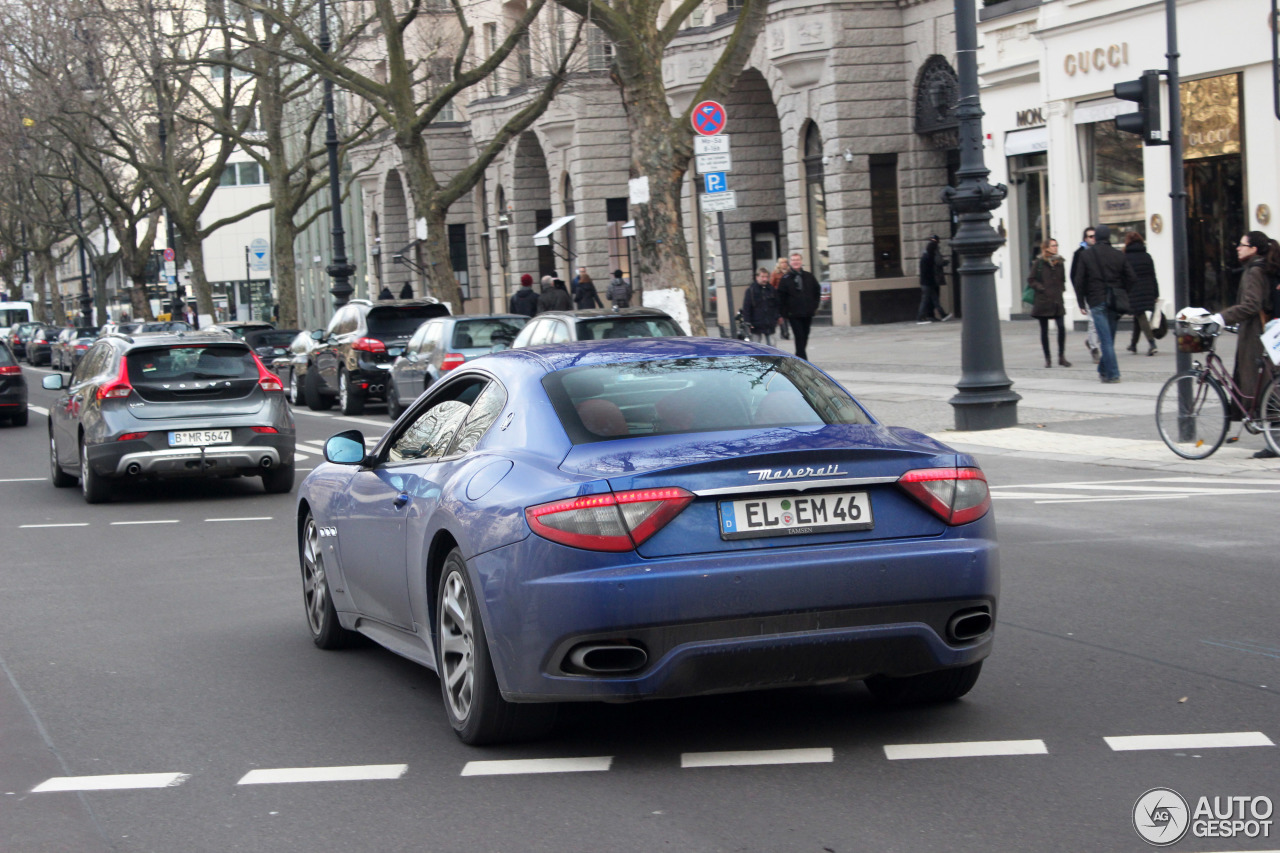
left=575, top=317, right=683, bottom=340
left=367, top=305, right=450, bottom=337
left=125, top=345, right=258, bottom=402
left=543, top=355, right=872, bottom=444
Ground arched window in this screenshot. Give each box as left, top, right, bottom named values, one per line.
left=803, top=123, right=830, bottom=288
left=495, top=185, right=510, bottom=288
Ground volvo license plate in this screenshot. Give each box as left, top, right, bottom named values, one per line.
left=168, top=429, right=232, bottom=447
left=718, top=491, right=873, bottom=540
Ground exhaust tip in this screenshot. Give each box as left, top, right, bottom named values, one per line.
left=566, top=642, right=648, bottom=675
left=125, top=462, right=141, bottom=476
left=260, top=456, right=273, bottom=469
left=946, top=608, right=993, bottom=643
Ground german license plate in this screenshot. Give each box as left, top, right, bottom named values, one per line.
left=168, top=429, right=232, bottom=447
left=387, top=347, right=404, bottom=357
left=718, top=491, right=873, bottom=540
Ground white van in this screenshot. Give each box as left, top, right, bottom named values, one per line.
left=0, top=301, right=34, bottom=339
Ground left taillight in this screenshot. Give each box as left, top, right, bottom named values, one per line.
left=97, top=359, right=132, bottom=400
left=897, top=467, right=990, bottom=526
left=352, top=337, right=387, bottom=355
left=252, top=353, right=283, bottom=392
left=440, top=353, right=466, bottom=371
left=0, top=365, right=19, bottom=375
left=526, top=487, right=695, bottom=552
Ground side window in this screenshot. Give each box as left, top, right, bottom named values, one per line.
left=74, top=344, right=108, bottom=384
left=324, top=307, right=347, bottom=338
left=385, top=377, right=488, bottom=464
left=420, top=322, right=441, bottom=356
left=547, top=321, right=571, bottom=344
left=407, top=324, right=427, bottom=354
left=531, top=321, right=554, bottom=346
left=447, top=381, right=508, bottom=456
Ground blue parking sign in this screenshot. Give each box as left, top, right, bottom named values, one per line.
left=704, top=172, right=727, bottom=194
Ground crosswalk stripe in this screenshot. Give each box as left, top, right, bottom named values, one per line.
left=32, top=772, right=189, bottom=792
left=681, top=748, right=833, bottom=768
left=1105, top=732, right=1275, bottom=751
left=884, top=739, right=1048, bottom=760
left=460, top=756, right=613, bottom=776
left=238, top=764, right=408, bottom=785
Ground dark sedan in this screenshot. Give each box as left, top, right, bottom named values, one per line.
left=0, top=341, right=28, bottom=426
left=273, top=330, right=324, bottom=407
left=25, top=325, right=58, bottom=366
left=44, top=331, right=296, bottom=503
left=386, top=314, right=527, bottom=418
left=53, top=327, right=99, bottom=371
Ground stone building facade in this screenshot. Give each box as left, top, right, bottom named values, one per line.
left=343, top=0, right=965, bottom=327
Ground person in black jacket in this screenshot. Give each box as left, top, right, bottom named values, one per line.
left=916, top=236, right=951, bottom=323
left=398, top=281, right=413, bottom=299
left=1122, top=231, right=1160, bottom=356
left=777, top=252, right=822, bottom=360
left=537, top=278, right=573, bottom=313
left=1072, top=224, right=1135, bottom=383
left=1070, top=227, right=1102, bottom=364
left=741, top=268, right=781, bottom=345
left=574, top=271, right=603, bottom=309
left=509, top=273, right=538, bottom=317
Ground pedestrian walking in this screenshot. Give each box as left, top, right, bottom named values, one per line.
left=778, top=251, right=822, bottom=360
left=607, top=269, right=632, bottom=309
left=771, top=257, right=792, bottom=340
left=1202, top=231, right=1280, bottom=456
left=1122, top=231, right=1161, bottom=356
left=1070, top=227, right=1102, bottom=363
left=398, top=281, right=413, bottom=299
left=574, top=271, right=603, bottom=309
left=916, top=235, right=952, bottom=324
left=378, top=285, right=394, bottom=300
left=538, top=277, right=573, bottom=313
left=1072, top=224, right=1134, bottom=383
left=1028, top=238, right=1071, bottom=367
left=509, top=273, right=538, bottom=317
left=741, top=268, right=780, bottom=346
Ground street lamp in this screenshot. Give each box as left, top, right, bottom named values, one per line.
left=74, top=185, right=92, bottom=326
left=319, top=0, right=356, bottom=310
left=942, top=0, right=1020, bottom=430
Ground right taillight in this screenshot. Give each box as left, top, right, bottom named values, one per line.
left=97, top=358, right=133, bottom=400
left=526, top=487, right=695, bottom=551
left=352, top=337, right=386, bottom=354
left=897, top=467, right=990, bottom=526
left=0, top=365, right=19, bottom=375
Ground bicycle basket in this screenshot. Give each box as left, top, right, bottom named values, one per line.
left=1175, top=319, right=1216, bottom=353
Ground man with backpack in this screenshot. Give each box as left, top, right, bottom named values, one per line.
left=607, top=270, right=632, bottom=309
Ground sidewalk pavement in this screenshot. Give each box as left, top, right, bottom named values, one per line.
left=750, top=316, right=1279, bottom=479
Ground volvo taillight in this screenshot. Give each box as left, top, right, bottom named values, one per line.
left=252, top=353, right=284, bottom=392
left=526, top=487, right=695, bottom=551
left=897, top=467, right=991, bottom=526
left=97, top=359, right=132, bottom=400
left=352, top=337, right=387, bottom=354
left=441, top=353, right=466, bottom=371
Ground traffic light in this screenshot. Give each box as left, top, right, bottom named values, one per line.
left=1114, top=70, right=1166, bottom=146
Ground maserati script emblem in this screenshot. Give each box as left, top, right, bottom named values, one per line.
left=748, top=465, right=846, bottom=482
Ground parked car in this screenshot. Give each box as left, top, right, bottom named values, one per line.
left=137, top=321, right=193, bottom=333
left=52, top=327, right=98, bottom=371
left=304, top=298, right=450, bottom=415
left=0, top=301, right=35, bottom=340
left=7, top=321, right=42, bottom=359
left=273, top=330, right=324, bottom=407
left=298, top=338, right=998, bottom=744
left=509, top=308, right=684, bottom=348
left=25, top=325, right=58, bottom=366
left=43, top=331, right=296, bottom=503
left=0, top=341, right=28, bottom=425
left=244, top=327, right=301, bottom=362
left=385, top=314, right=527, bottom=418
left=213, top=320, right=275, bottom=339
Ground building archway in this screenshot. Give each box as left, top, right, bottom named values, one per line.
left=512, top=132, right=554, bottom=278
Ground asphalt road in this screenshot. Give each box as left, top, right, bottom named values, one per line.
left=3, top=364, right=1279, bottom=853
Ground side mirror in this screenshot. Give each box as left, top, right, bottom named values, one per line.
left=324, top=429, right=369, bottom=465
left=406, top=352, right=419, bottom=362
left=42, top=374, right=64, bottom=391
left=310, top=329, right=325, bottom=341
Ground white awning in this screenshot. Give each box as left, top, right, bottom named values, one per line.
left=532, top=215, right=576, bottom=246
left=1073, top=97, right=1134, bottom=126
left=1004, top=126, right=1048, bottom=157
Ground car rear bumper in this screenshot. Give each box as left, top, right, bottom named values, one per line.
left=87, top=434, right=295, bottom=479
left=471, top=523, right=999, bottom=703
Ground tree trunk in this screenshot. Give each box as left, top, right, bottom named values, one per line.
left=396, top=133, right=462, bottom=310
left=127, top=274, right=151, bottom=321
left=273, top=201, right=300, bottom=329
left=183, top=242, right=216, bottom=319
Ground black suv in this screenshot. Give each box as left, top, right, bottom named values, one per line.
left=305, top=298, right=449, bottom=415
left=0, top=341, right=27, bottom=426
left=42, top=331, right=296, bottom=503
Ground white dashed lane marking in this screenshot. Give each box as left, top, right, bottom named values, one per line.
left=884, top=739, right=1049, bottom=760
left=681, top=748, right=833, bottom=768
left=28, top=405, right=48, bottom=416
left=19, top=523, right=89, bottom=529
left=460, top=757, right=613, bottom=777
left=32, top=772, right=190, bottom=792
left=205, top=516, right=273, bottom=523
left=238, top=764, right=408, bottom=785
left=0, top=478, right=45, bottom=483
left=1104, top=732, right=1275, bottom=751
left=110, top=519, right=180, bottom=526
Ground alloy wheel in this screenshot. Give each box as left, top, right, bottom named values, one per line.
left=338, top=372, right=348, bottom=412
left=439, top=571, right=475, bottom=722
left=289, top=372, right=298, bottom=405
left=301, top=518, right=328, bottom=636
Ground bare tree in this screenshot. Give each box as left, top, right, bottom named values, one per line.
left=551, top=0, right=767, bottom=335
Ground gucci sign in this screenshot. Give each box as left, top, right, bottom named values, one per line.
left=1063, top=43, right=1129, bottom=76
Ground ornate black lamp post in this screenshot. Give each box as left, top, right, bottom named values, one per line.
left=943, top=0, right=1020, bottom=430
left=73, top=185, right=92, bottom=326
left=319, top=0, right=356, bottom=310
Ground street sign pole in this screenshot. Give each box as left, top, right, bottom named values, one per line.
left=717, top=212, right=735, bottom=332
left=244, top=246, right=253, bottom=322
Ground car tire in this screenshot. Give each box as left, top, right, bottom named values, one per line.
left=262, top=462, right=295, bottom=494
left=386, top=381, right=403, bottom=420
left=12, top=407, right=28, bottom=426
left=50, top=433, right=75, bottom=487
left=288, top=371, right=299, bottom=406
left=338, top=370, right=364, bottom=416
left=864, top=661, right=983, bottom=706
left=436, top=549, right=557, bottom=745
left=79, top=441, right=112, bottom=504
left=304, top=368, right=332, bottom=411
left=300, top=513, right=356, bottom=650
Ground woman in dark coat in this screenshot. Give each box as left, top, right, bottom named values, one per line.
left=574, top=271, right=603, bottom=309
left=1028, top=238, right=1071, bottom=368
left=1122, top=231, right=1160, bottom=355
left=1213, top=231, right=1280, bottom=455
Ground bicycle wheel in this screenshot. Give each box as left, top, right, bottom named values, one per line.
left=1155, top=371, right=1229, bottom=459
left=1257, top=374, right=1280, bottom=456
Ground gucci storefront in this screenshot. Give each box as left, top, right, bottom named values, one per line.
left=978, top=0, right=1278, bottom=317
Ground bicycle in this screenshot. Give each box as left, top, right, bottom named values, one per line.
left=1154, top=318, right=1280, bottom=459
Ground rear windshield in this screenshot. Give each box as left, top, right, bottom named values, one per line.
left=367, top=305, right=449, bottom=338
left=0, top=345, right=13, bottom=366
left=451, top=318, right=527, bottom=349
left=125, top=344, right=257, bottom=401
left=543, top=355, right=872, bottom=443
left=75, top=327, right=100, bottom=339
left=575, top=317, right=683, bottom=341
